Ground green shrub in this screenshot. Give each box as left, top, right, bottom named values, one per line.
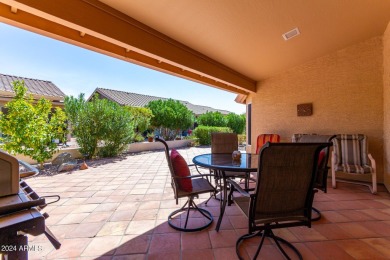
left=193, top=125, right=232, bottom=145
left=0, top=81, right=67, bottom=168
left=226, top=113, right=246, bottom=134
left=197, top=111, right=226, bottom=127
left=65, top=94, right=134, bottom=158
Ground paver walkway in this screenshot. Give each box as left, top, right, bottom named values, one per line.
left=19, top=146, right=390, bottom=259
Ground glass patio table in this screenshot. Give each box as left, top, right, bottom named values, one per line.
left=192, top=153, right=258, bottom=231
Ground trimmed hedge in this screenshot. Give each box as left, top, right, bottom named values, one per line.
left=193, top=125, right=232, bottom=145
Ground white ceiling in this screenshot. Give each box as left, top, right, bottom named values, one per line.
left=99, top=0, right=390, bottom=81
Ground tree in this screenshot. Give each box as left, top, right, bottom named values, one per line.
left=197, top=111, right=227, bottom=127
left=146, top=99, right=194, bottom=140
left=0, top=81, right=67, bottom=168
left=126, top=106, right=153, bottom=133
left=226, top=113, right=246, bottom=134
left=64, top=94, right=134, bottom=158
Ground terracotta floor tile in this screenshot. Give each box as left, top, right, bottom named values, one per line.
left=112, top=254, right=146, bottom=260
left=209, top=230, right=238, bottom=248
left=71, top=203, right=99, bottom=213
left=287, top=226, right=327, bottom=242
left=361, top=238, right=390, bottom=257
left=96, top=221, right=129, bottom=236
left=181, top=248, right=214, bottom=260
left=359, top=220, right=390, bottom=236
left=337, top=222, right=379, bottom=238
left=181, top=231, right=211, bottom=250
left=132, top=209, right=159, bottom=220
left=115, top=234, right=151, bottom=255
left=81, top=236, right=122, bottom=257
left=213, top=247, right=244, bottom=260
left=336, top=239, right=388, bottom=259
left=22, top=148, right=390, bottom=260
left=93, top=202, right=120, bottom=212
left=228, top=215, right=248, bottom=229
left=305, top=241, right=355, bottom=259
left=147, top=251, right=180, bottom=260
left=149, top=233, right=180, bottom=253
left=359, top=209, right=390, bottom=220
left=312, top=223, right=353, bottom=240
left=57, top=213, right=89, bottom=225
left=126, top=220, right=156, bottom=235
left=110, top=209, right=136, bottom=221
left=66, top=222, right=105, bottom=238
left=82, top=211, right=113, bottom=223
left=46, top=238, right=92, bottom=259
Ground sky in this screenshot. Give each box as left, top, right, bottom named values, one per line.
left=0, top=22, right=246, bottom=114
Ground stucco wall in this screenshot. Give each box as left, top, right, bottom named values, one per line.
left=249, top=36, right=384, bottom=182
left=384, top=23, right=390, bottom=189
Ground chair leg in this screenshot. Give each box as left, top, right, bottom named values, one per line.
left=168, top=197, right=213, bottom=232
left=236, top=229, right=303, bottom=260
left=269, top=230, right=303, bottom=260
left=311, top=207, right=321, bottom=221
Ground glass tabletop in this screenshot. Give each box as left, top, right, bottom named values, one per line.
left=192, top=153, right=258, bottom=172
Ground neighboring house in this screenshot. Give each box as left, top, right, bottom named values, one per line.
left=88, top=87, right=231, bottom=116
left=0, top=73, right=66, bottom=111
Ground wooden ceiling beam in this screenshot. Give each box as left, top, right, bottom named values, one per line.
left=0, top=0, right=256, bottom=94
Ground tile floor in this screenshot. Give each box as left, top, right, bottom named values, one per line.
left=18, top=146, right=390, bottom=259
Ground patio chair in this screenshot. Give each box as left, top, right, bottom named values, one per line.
left=293, top=134, right=336, bottom=220
left=256, top=134, right=280, bottom=154
left=156, top=136, right=215, bottom=232
left=211, top=133, right=254, bottom=198
left=228, top=142, right=330, bottom=260
left=331, top=134, right=377, bottom=194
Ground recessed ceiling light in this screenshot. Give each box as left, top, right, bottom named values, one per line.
left=282, top=27, right=300, bottom=41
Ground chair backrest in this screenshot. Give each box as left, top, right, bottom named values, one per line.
left=332, top=134, right=369, bottom=166
left=256, top=134, right=280, bottom=154
left=211, top=133, right=238, bottom=154
left=155, top=136, right=179, bottom=197
left=294, top=135, right=336, bottom=192
left=252, top=142, right=330, bottom=225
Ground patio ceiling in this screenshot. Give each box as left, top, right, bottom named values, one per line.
left=0, top=0, right=390, bottom=96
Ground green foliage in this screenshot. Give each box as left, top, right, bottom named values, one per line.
left=193, top=125, right=232, bottom=145
left=197, top=111, right=227, bottom=127
left=226, top=113, right=246, bottom=134
left=0, top=81, right=67, bottom=167
left=64, top=94, right=134, bottom=158
left=126, top=106, right=153, bottom=133
left=146, top=99, right=194, bottom=140
left=238, top=134, right=246, bottom=145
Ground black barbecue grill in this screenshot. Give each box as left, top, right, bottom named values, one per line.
left=0, top=150, right=61, bottom=260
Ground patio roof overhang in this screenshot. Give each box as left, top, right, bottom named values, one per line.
left=0, top=0, right=256, bottom=96
left=0, top=0, right=390, bottom=99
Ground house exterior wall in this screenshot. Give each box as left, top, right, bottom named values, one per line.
left=384, top=22, right=390, bottom=190
left=248, top=36, right=384, bottom=182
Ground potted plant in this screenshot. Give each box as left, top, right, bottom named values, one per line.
left=147, top=133, right=154, bottom=142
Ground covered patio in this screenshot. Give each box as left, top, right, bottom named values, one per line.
left=24, top=147, right=390, bottom=259
left=1, top=1, right=390, bottom=259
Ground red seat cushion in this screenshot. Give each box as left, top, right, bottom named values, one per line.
left=170, top=149, right=193, bottom=192
left=318, top=150, right=326, bottom=166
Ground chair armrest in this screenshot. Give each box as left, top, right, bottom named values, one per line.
left=368, top=153, right=376, bottom=170
left=227, top=179, right=251, bottom=197
left=172, top=174, right=214, bottom=180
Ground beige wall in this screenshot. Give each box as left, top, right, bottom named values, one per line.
left=248, top=36, right=384, bottom=182
left=384, top=22, right=390, bottom=189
